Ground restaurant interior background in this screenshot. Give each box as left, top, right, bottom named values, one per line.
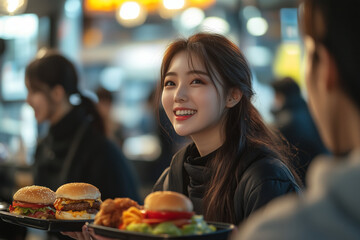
left=0, top=0, right=301, bottom=207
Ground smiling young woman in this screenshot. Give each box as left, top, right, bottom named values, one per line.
left=153, top=32, right=302, bottom=224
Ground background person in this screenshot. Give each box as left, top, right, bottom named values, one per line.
left=234, top=0, right=360, bottom=239
left=270, top=76, right=328, bottom=185
left=25, top=50, right=140, bottom=202
left=95, top=87, right=125, bottom=148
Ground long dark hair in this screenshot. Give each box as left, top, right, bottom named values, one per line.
left=156, top=33, right=301, bottom=223
left=25, top=50, right=105, bottom=134
left=301, top=0, right=360, bottom=110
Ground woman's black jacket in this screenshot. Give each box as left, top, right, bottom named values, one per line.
left=153, top=143, right=301, bottom=224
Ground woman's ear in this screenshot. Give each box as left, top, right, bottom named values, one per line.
left=226, top=88, right=242, bottom=108
left=51, top=85, right=66, bottom=103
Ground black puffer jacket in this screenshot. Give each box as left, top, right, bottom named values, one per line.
left=153, top=143, right=301, bottom=224
left=33, top=106, right=140, bottom=202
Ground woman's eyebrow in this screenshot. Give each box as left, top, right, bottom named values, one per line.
left=187, top=70, right=209, bottom=76
left=165, top=71, right=177, bottom=77
left=165, top=70, right=209, bottom=77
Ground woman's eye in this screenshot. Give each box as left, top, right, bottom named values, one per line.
left=164, top=80, right=175, bottom=86
left=191, top=79, right=203, bottom=84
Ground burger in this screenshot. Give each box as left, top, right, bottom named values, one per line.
left=54, top=182, right=102, bottom=220
left=122, top=191, right=216, bottom=236
left=9, top=185, right=56, bottom=219
left=142, top=191, right=194, bottom=226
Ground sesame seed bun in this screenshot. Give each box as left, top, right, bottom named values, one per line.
left=13, top=185, right=56, bottom=205
left=144, top=191, right=193, bottom=212
left=56, top=183, right=101, bottom=200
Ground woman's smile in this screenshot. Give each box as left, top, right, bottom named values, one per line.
left=174, top=108, right=197, bottom=121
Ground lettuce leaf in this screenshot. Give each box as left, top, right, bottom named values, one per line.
left=126, top=215, right=216, bottom=236
left=152, top=222, right=182, bottom=236
left=181, top=215, right=216, bottom=235
left=16, top=206, right=54, bottom=215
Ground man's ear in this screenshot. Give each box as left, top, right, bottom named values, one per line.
left=51, top=85, right=66, bottom=103
left=226, top=88, right=242, bottom=108
left=317, top=44, right=340, bottom=91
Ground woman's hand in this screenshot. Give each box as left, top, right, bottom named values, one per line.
left=61, top=224, right=115, bottom=240
left=61, top=224, right=92, bottom=240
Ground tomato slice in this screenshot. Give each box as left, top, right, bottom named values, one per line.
left=141, top=218, right=192, bottom=227
left=12, top=201, right=49, bottom=209
left=145, top=210, right=194, bottom=220
left=8, top=205, right=14, bottom=212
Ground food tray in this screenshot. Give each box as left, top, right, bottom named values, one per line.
left=0, top=210, right=93, bottom=232
left=88, top=221, right=235, bottom=240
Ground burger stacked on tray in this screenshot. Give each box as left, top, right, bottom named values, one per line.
left=9, top=186, right=56, bottom=219
left=94, top=191, right=216, bottom=237
left=9, top=182, right=101, bottom=220
left=54, top=182, right=102, bottom=220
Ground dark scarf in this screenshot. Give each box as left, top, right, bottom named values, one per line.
left=183, top=145, right=215, bottom=214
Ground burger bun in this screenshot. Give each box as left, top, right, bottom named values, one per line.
left=56, top=182, right=100, bottom=200
left=13, top=185, right=56, bottom=205
left=144, top=191, right=193, bottom=212
left=55, top=211, right=96, bottom=220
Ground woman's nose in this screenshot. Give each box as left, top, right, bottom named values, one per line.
left=174, top=85, right=187, bottom=103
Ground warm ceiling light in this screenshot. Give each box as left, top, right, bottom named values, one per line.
left=119, top=1, right=141, bottom=20
left=0, top=0, right=28, bottom=15
left=116, top=1, right=147, bottom=27
left=163, top=0, right=185, bottom=10
left=189, top=0, right=215, bottom=9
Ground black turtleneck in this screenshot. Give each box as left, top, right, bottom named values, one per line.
left=183, top=145, right=215, bottom=214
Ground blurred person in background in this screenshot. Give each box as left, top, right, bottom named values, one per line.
left=25, top=51, right=140, bottom=203
left=95, top=87, right=125, bottom=148
left=234, top=0, right=360, bottom=239
left=153, top=32, right=302, bottom=225
left=270, top=76, right=328, bottom=185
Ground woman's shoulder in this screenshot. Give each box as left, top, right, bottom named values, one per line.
left=239, top=156, right=297, bottom=189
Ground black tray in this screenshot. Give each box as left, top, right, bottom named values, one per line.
left=88, top=222, right=235, bottom=240
left=0, top=210, right=92, bottom=232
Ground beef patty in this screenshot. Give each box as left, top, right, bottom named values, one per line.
left=62, top=201, right=101, bottom=211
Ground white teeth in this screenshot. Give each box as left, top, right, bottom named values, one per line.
left=175, top=110, right=197, bottom=116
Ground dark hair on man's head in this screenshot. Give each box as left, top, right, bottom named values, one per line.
left=301, top=0, right=360, bottom=110
left=271, top=77, right=301, bottom=98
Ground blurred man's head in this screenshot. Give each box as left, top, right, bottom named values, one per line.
left=301, top=0, right=360, bottom=154
left=96, top=87, right=113, bottom=119
left=271, top=77, right=301, bottom=110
